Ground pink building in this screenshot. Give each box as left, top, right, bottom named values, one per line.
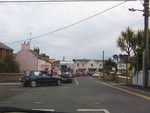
left=15, top=42, right=51, bottom=72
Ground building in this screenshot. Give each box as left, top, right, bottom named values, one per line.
left=117, top=55, right=129, bottom=72
left=60, top=61, right=74, bottom=72
left=0, top=42, right=13, bottom=61
left=15, top=42, right=51, bottom=72
left=73, top=59, right=103, bottom=73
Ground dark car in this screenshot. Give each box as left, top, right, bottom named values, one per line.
left=20, top=70, right=62, bottom=87
left=61, top=72, right=73, bottom=83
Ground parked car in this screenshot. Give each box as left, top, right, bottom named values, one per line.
left=92, top=73, right=99, bottom=77
left=20, top=70, right=62, bottom=87
left=61, top=72, right=73, bottom=83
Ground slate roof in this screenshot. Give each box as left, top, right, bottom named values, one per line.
left=0, top=42, right=13, bottom=51
left=30, top=50, right=51, bottom=63
left=74, top=59, right=103, bottom=63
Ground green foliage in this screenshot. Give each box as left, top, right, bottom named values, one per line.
left=117, top=27, right=150, bottom=71
left=104, top=58, right=117, bottom=74
left=0, top=54, right=19, bottom=73
left=117, top=27, right=135, bottom=58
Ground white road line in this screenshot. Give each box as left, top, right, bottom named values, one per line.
left=74, top=78, right=79, bottom=87
left=77, top=109, right=110, bottom=113
left=34, top=102, right=43, bottom=104
left=32, top=109, right=54, bottom=111
left=10, top=88, right=46, bottom=91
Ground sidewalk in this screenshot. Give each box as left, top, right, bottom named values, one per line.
left=0, top=82, right=21, bottom=86
left=98, top=78, right=150, bottom=97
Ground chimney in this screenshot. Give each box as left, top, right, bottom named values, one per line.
left=21, top=42, right=30, bottom=50
left=34, top=47, right=40, bottom=54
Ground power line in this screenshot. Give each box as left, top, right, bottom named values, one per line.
left=4, top=1, right=127, bottom=44
left=0, top=0, right=135, bottom=3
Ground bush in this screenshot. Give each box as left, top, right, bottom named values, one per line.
left=0, top=54, right=19, bottom=73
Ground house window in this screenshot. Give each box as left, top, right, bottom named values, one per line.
left=99, top=64, right=102, bottom=67
left=91, top=63, right=93, bottom=67
left=82, top=63, right=84, bottom=67
left=77, top=63, right=79, bottom=67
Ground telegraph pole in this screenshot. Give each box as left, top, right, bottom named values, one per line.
left=102, top=50, right=105, bottom=76
left=143, top=0, right=149, bottom=88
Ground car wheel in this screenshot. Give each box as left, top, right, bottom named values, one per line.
left=31, top=81, right=37, bottom=87
left=56, top=80, right=61, bottom=86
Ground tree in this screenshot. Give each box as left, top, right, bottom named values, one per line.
left=0, top=54, right=19, bottom=73
left=117, top=28, right=150, bottom=71
left=117, top=27, right=136, bottom=58
left=104, top=58, right=117, bottom=74
left=135, top=29, right=150, bottom=70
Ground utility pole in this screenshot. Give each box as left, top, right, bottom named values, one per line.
left=129, top=0, right=149, bottom=87
left=29, top=32, right=32, bottom=44
left=102, top=50, right=105, bottom=76
left=143, top=0, right=149, bottom=88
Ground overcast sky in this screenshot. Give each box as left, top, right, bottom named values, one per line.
left=0, top=0, right=147, bottom=61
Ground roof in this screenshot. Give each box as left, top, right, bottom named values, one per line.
left=30, top=50, right=51, bottom=63
left=30, top=50, right=42, bottom=59
left=0, top=42, right=13, bottom=51
left=118, top=55, right=129, bottom=63
left=74, top=59, right=103, bottom=63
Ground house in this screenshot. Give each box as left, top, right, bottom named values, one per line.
left=117, top=55, right=129, bottom=72
left=0, top=42, right=13, bottom=61
left=15, top=42, right=51, bottom=72
left=73, top=59, right=103, bottom=73
left=60, top=61, right=74, bottom=72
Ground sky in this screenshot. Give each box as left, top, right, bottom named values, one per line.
left=0, top=0, right=147, bottom=61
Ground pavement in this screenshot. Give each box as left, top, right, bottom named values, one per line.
left=0, top=82, right=21, bottom=86
left=0, top=79, right=149, bottom=97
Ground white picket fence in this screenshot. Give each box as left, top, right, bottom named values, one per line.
left=132, top=70, right=150, bottom=87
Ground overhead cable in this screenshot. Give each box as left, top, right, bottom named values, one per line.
left=4, top=1, right=127, bottom=44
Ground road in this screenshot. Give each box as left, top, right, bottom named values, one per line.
left=0, top=77, right=150, bottom=113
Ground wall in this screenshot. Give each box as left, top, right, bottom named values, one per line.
left=117, top=75, right=132, bottom=84
left=15, top=50, right=38, bottom=72
left=0, top=73, right=24, bottom=82
left=132, top=70, right=150, bottom=87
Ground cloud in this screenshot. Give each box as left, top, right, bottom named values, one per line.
left=0, top=1, right=147, bottom=60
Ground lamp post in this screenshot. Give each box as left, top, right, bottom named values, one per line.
left=129, top=0, right=149, bottom=88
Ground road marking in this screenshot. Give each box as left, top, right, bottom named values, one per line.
left=34, top=101, right=43, bottom=104
left=1, top=101, right=12, bottom=104
left=32, top=109, right=54, bottom=111
left=92, top=79, right=150, bottom=101
left=75, top=78, right=79, bottom=87
left=77, top=109, right=110, bottom=113
left=10, top=88, right=46, bottom=91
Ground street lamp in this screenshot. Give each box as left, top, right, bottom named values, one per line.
left=129, top=8, right=144, bottom=12
left=129, top=0, right=149, bottom=88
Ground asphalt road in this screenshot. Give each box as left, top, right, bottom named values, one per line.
left=0, top=77, right=150, bottom=113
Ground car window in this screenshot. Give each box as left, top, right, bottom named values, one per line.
left=34, top=71, right=41, bottom=76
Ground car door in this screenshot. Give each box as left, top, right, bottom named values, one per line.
left=33, top=71, right=45, bottom=85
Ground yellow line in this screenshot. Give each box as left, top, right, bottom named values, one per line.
left=92, top=78, right=150, bottom=101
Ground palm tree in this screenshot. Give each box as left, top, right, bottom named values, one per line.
left=117, top=27, right=136, bottom=58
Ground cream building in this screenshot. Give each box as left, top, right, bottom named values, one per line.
left=74, top=59, right=103, bottom=73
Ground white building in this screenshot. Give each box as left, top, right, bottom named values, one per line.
left=73, top=59, right=103, bottom=73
